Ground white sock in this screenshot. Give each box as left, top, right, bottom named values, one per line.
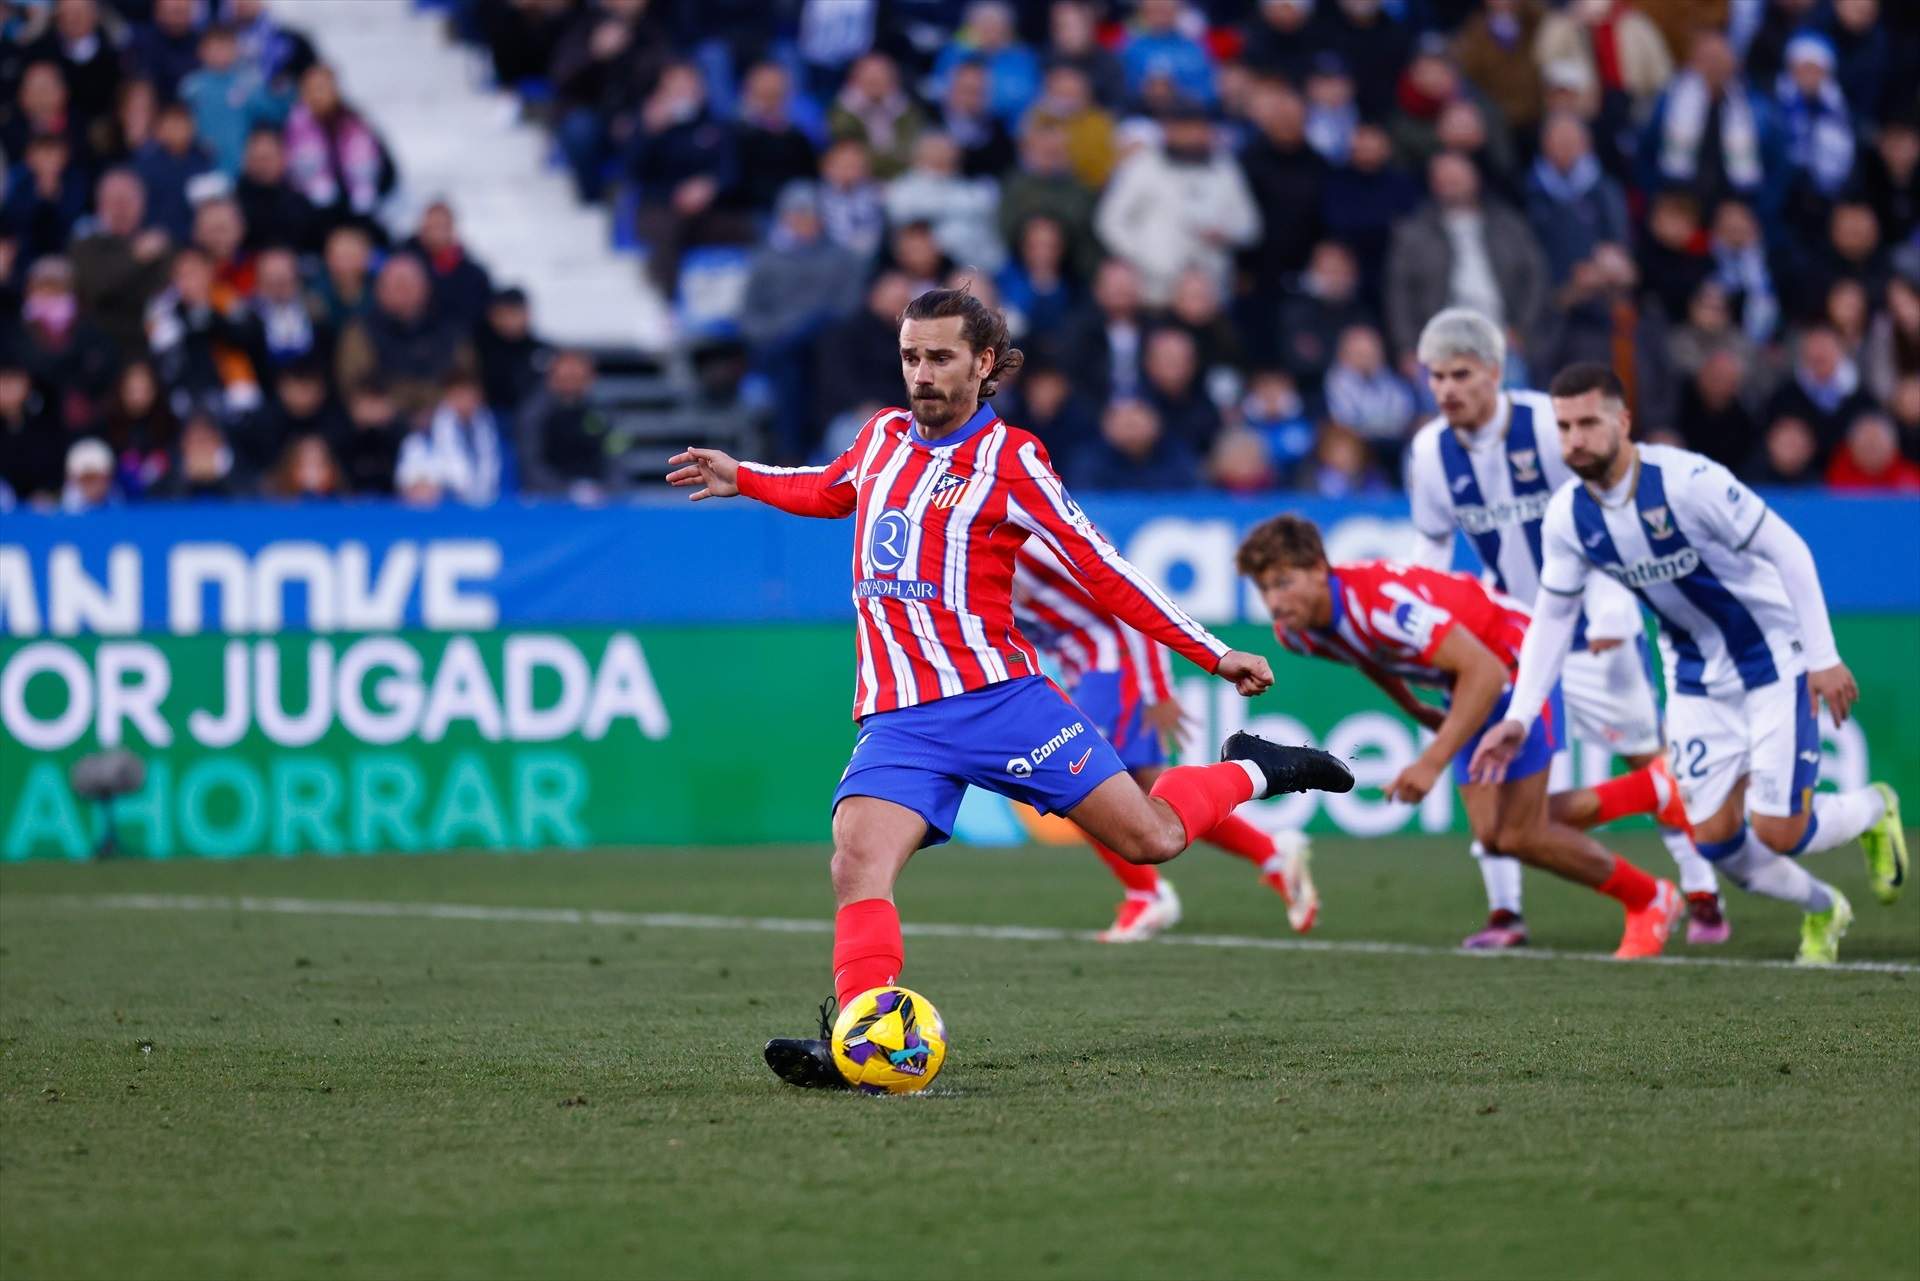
left=1230, top=758, right=1266, bottom=794
left=1472, top=841, right=1523, bottom=914
left=1720, top=829, right=1835, bottom=913
left=1662, top=826, right=1720, bottom=896
left=1795, top=787, right=1888, bottom=855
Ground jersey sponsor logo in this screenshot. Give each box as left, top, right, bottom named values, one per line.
left=1453, top=493, right=1550, bottom=535
left=1374, top=588, right=1443, bottom=651
left=928, top=469, right=972, bottom=510
left=1600, top=547, right=1701, bottom=588
left=1019, top=720, right=1087, bottom=772
left=867, top=509, right=912, bottom=574
left=1005, top=757, right=1034, bottom=778
left=1451, top=473, right=1474, bottom=494
left=855, top=578, right=938, bottom=600
left=1640, top=505, right=1674, bottom=540
left=1068, top=747, right=1094, bottom=775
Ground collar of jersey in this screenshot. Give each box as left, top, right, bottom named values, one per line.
left=1586, top=448, right=1641, bottom=510
left=909, top=401, right=998, bottom=450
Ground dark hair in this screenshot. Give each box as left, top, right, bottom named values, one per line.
left=900, top=285, right=1025, bottom=397
left=1235, top=513, right=1327, bottom=579
left=1548, top=362, right=1627, bottom=402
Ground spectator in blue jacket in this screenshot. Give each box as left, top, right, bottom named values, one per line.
left=178, top=23, right=286, bottom=176
left=932, top=3, right=1041, bottom=124
left=1120, top=0, right=1216, bottom=108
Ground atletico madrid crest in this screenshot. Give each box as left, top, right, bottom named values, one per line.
left=929, top=470, right=971, bottom=509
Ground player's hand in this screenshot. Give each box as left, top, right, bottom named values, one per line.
left=1215, top=650, right=1273, bottom=697
left=1386, top=757, right=1441, bottom=804
left=1584, top=636, right=1624, bottom=654
left=1468, top=720, right=1528, bottom=784
left=1141, top=698, right=1191, bottom=754
left=666, top=446, right=740, bottom=501
left=1808, top=662, right=1858, bottom=726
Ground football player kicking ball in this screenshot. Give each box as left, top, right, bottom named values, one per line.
left=1012, top=540, right=1318, bottom=942
left=1472, top=364, right=1907, bottom=964
left=1235, top=514, right=1685, bottom=959
left=1405, top=308, right=1724, bottom=948
left=668, top=287, right=1353, bottom=1089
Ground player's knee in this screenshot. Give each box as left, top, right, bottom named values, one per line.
left=1750, top=815, right=1806, bottom=855
left=829, top=841, right=891, bottom=900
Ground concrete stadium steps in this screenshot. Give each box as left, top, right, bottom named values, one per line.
left=264, top=0, right=672, bottom=351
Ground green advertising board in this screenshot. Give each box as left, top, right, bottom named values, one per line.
left=2, top=618, right=1912, bottom=858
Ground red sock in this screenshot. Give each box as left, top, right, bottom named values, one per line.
left=1202, top=813, right=1275, bottom=866
left=832, top=899, right=904, bottom=1009
left=1093, top=840, right=1160, bottom=895
left=1149, top=762, right=1257, bottom=845
left=1589, top=766, right=1659, bottom=825
left=1596, top=856, right=1658, bottom=911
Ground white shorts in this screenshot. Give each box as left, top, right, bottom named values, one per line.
left=1560, top=640, right=1664, bottom=758
left=1664, top=672, right=1819, bottom=824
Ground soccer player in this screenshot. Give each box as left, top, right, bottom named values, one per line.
left=1235, top=514, right=1685, bottom=959
left=1471, top=363, right=1907, bottom=965
left=1012, top=540, right=1318, bottom=942
left=1405, top=309, right=1724, bottom=949
left=667, top=287, right=1353, bottom=1089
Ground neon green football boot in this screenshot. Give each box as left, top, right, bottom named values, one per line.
left=1796, top=890, right=1853, bottom=967
left=1860, top=783, right=1907, bottom=906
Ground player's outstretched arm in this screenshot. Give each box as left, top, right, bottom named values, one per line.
left=1387, top=629, right=1505, bottom=803
left=1469, top=586, right=1581, bottom=784
left=1745, top=511, right=1855, bottom=723
left=670, top=423, right=866, bottom=519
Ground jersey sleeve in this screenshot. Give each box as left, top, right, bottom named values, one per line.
left=1002, top=438, right=1231, bottom=673
left=1537, top=489, right=1592, bottom=598
left=735, top=421, right=867, bottom=518
left=1674, top=456, right=1770, bottom=550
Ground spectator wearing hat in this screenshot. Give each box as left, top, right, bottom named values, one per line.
left=517, top=348, right=616, bottom=499
left=70, top=168, right=173, bottom=362
left=1826, top=410, right=1920, bottom=491
left=0, top=346, right=64, bottom=506
left=337, top=378, right=404, bottom=496
left=1533, top=0, right=1674, bottom=116
left=1774, top=33, right=1855, bottom=208
left=1120, top=0, right=1216, bottom=110
left=477, top=287, right=548, bottom=420
left=727, top=61, right=818, bottom=218
left=1095, top=100, right=1260, bottom=306
left=61, top=436, right=118, bottom=510
left=887, top=132, right=1004, bottom=274
left=1383, top=151, right=1548, bottom=369
left=401, top=200, right=493, bottom=336
left=740, top=180, right=865, bottom=462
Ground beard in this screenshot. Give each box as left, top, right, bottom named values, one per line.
left=911, top=387, right=968, bottom=431
left=1567, top=444, right=1618, bottom=482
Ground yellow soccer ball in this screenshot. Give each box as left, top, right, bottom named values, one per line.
left=830, top=986, right=948, bottom=1094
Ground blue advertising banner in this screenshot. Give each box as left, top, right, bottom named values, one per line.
left=3, top=493, right=1916, bottom=635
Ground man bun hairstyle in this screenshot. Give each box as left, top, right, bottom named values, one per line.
left=901, top=283, right=1025, bottom=397
left=1235, top=513, right=1327, bottom=579
left=1547, top=361, right=1627, bottom=403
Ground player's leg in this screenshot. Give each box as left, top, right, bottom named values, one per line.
left=1068, top=674, right=1179, bottom=942
left=1463, top=840, right=1527, bottom=949
left=1742, top=675, right=1902, bottom=904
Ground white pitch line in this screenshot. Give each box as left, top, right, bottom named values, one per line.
left=27, top=893, right=1920, bottom=976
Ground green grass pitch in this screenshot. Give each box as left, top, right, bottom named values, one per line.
left=2, top=833, right=1916, bottom=1281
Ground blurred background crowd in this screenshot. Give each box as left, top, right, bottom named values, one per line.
left=2, top=0, right=1918, bottom=512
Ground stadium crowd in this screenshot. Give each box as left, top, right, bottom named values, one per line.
left=3, top=0, right=1919, bottom=512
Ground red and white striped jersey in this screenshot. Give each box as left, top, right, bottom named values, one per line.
left=1012, top=539, right=1175, bottom=703
left=1275, top=561, right=1531, bottom=689
left=737, top=403, right=1228, bottom=719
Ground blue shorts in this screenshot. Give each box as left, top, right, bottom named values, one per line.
left=1452, top=682, right=1564, bottom=786
left=833, top=676, right=1128, bottom=847
left=1070, top=670, right=1166, bottom=772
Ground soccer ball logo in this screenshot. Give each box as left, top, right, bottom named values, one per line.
left=830, top=986, right=948, bottom=1094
